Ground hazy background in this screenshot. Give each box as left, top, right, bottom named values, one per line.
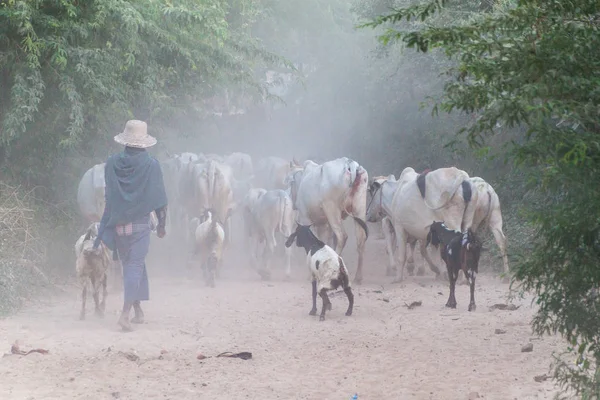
left=0, top=0, right=521, bottom=312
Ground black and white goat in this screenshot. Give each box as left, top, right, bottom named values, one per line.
left=285, top=224, right=354, bottom=321
left=426, top=221, right=482, bottom=311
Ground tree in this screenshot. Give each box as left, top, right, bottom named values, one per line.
left=0, top=0, right=284, bottom=193
left=362, top=0, right=600, bottom=396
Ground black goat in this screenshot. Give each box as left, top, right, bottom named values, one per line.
left=285, top=224, right=354, bottom=321
left=427, top=221, right=482, bottom=311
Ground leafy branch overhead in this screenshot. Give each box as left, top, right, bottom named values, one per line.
left=0, top=0, right=289, bottom=156
left=362, top=0, right=600, bottom=396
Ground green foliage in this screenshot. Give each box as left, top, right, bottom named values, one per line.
left=0, top=0, right=286, bottom=193
left=363, top=0, right=600, bottom=396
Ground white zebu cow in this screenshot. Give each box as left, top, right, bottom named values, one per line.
left=367, top=167, right=478, bottom=282
left=368, top=174, right=439, bottom=277
left=77, top=163, right=106, bottom=223
left=289, top=157, right=370, bottom=284
left=162, top=152, right=199, bottom=237
left=469, top=177, right=509, bottom=277
left=243, top=188, right=294, bottom=280
left=192, top=159, right=236, bottom=245
left=255, top=156, right=302, bottom=190
left=198, top=153, right=224, bottom=163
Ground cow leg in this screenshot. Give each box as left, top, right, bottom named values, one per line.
left=419, top=241, right=441, bottom=278
left=251, top=237, right=261, bottom=271
left=490, top=224, right=509, bottom=282
left=446, top=267, right=458, bottom=308
left=383, top=220, right=397, bottom=276
left=406, top=240, right=417, bottom=275
left=468, top=271, right=477, bottom=312
left=376, top=221, right=386, bottom=240
left=100, top=274, right=107, bottom=314
left=319, top=289, right=331, bottom=321
left=206, top=255, right=217, bottom=288
left=260, top=232, right=276, bottom=281
left=226, top=217, right=233, bottom=247
left=323, top=204, right=348, bottom=254
left=284, top=246, right=292, bottom=280
left=80, top=279, right=87, bottom=320
left=392, top=227, right=409, bottom=283
left=309, top=280, right=318, bottom=316
left=353, top=218, right=367, bottom=285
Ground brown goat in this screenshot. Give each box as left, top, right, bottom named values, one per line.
left=75, top=223, right=112, bottom=320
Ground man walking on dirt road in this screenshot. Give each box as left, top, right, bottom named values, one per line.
left=94, top=119, right=168, bottom=332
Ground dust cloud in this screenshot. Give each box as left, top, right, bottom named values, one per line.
left=0, top=2, right=565, bottom=400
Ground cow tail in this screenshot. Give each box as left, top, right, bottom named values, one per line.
left=208, top=161, right=216, bottom=204
left=460, top=180, right=477, bottom=232
left=481, top=191, right=493, bottom=228
left=352, top=216, right=369, bottom=240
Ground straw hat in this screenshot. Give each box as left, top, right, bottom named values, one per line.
left=114, top=120, right=157, bottom=148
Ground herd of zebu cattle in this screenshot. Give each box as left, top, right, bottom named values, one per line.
left=75, top=152, right=509, bottom=321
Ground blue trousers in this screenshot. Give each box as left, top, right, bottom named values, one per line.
left=115, top=228, right=150, bottom=303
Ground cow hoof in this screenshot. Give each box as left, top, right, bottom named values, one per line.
left=385, top=268, right=395, bottom=277
left=257, top=270, right=271, bottom=281
left=468, top=304, right=476, bottom=312
left=416, top=268, right=426, bottom=277
left=79, top=314, right=85, bottom=321
left=391, top=278, right=403, bottom=284
left=445, top=303, right=457, bottom=309
left=345, top=311, right=352, bottom=317
left=353, top=277, right=363, bottom=285
left=309, top=309, right=317, bottom=316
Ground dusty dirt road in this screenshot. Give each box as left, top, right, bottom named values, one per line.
left=0, top=235, right=568, bottom=400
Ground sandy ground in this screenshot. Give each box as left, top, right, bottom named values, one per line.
left=0, top=230, right=570, bottom=400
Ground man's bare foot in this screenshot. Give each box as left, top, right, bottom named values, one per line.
left=132, top=306, right=144, bottom=324
left=118, top=315, right=132, bottom=332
